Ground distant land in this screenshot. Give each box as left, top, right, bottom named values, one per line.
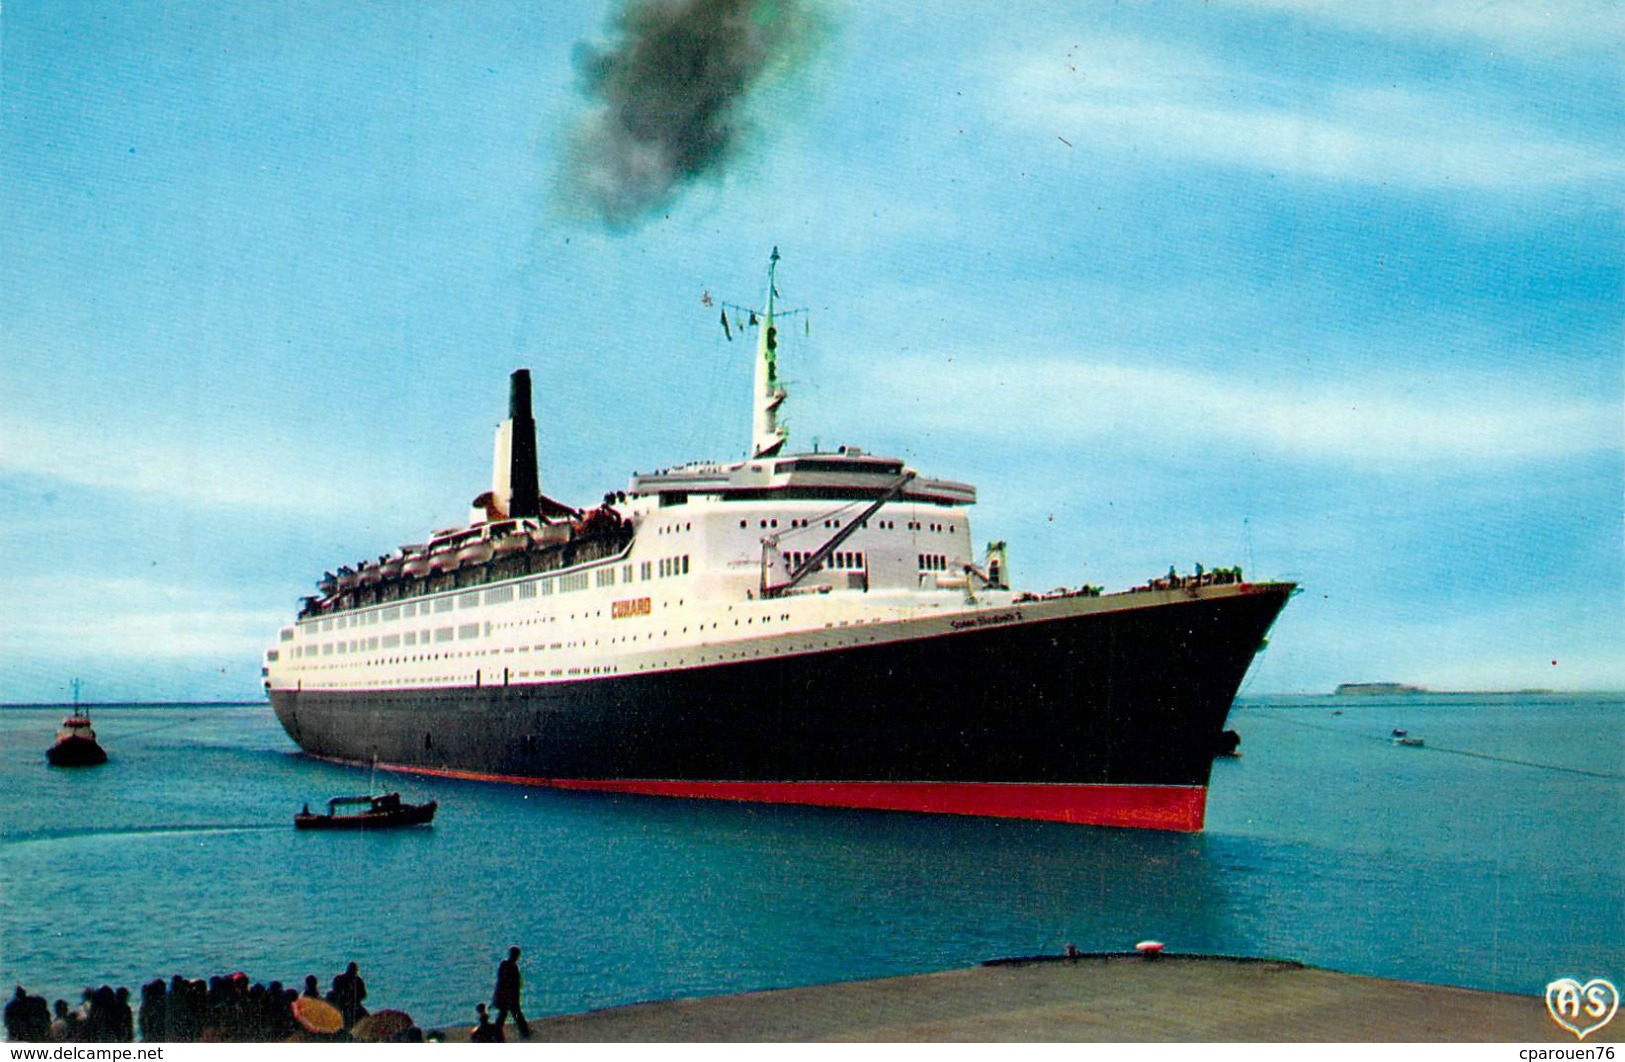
left=1331, top=684, right=1557, bottom=696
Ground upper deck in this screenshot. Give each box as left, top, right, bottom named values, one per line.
left=628, top=447, right=975, bottom=507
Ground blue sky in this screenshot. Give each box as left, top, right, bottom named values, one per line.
left=1, top=1, right=1620, bottom=702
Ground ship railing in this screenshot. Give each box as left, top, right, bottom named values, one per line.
left=1131, top=567, right=1246, bottom=593
left=1012, top=585, right=1103, bottom=604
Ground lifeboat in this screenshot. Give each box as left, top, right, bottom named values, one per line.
left=401, top=552, right=432, bottom=578
left=357, top=564, right=383, bottom=587
left=529, top=522, right=571, bottom=548
left=427, top=546, right=461, bottom=575
left=492, top=527, right=530, bottom=557
left=335, top=567, right=360, bottom=592
left=455, top=539, right=494, bottom=567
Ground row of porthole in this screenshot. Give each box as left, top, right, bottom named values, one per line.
left=287, top=607, right=891, bottom=674
left=298, top=628, right=891, bottom=687
left=631, top=633, right=885, bottom=671
left=285, top=611, right=901, bottom=679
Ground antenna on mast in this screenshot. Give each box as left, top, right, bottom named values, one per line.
left=751, top=247, right=789, bottom=459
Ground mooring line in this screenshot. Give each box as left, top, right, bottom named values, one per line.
left=1242, top=708, right=1623, bottom=781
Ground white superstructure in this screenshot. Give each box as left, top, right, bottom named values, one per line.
left=264, top=253, right=1042, bottom=698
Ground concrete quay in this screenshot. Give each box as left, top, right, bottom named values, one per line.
left=439, top=954, right=1612, bottom=1042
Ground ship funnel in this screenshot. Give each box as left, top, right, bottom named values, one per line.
left=491, top=369, right=541, bottom=520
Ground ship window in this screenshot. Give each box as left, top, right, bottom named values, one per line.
left=518, top=583, right=537, bottom=600
left=367, top=637, right=379, bottom=651
left=279, top=629, right=294, bottom=642
left=434, top=627, right=454, bottom=643
left=322, top=643, right=333, bottom=655
left=383, top=635, right=400, bottom=649
left=682, top=555, right=690, bottom=574
left=405, top=632, right=417, bottom=647
left=641, top=562, right=652, bottom=580
left=458, top=623, right=480, bottom=639
left=623, top=565, right=633, bottom=582
left=403, top=603, right=417, bottom=618
left=485, top=586, right=514, bottom=604
left=382, top=606, right=401, bottom=622
left=541, top=580, right=554, bottom=596
left=459, top=592, right=480, bottom=610
left=434, top=597, right=454, bottom=613
left=597, top=568, right=615, bottom=587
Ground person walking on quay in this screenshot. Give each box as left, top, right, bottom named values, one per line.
left=492, top=946, right=529, bottom=1039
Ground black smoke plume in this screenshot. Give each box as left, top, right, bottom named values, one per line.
left=563, top=0, right=821, bottom=229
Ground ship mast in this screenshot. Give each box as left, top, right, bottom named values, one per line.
left=751, top=248, right=789, bottom=459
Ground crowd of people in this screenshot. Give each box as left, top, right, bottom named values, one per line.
left=5, top=947, right=530, bottom=1044
left=6, top=961, right=397, bottom=1043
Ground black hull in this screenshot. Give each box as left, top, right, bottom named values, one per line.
left=271, top=585, right=1291, bottom=829
left=293, top=802, right=437, bottom=830
left=46, top=737, right=107, bottom=768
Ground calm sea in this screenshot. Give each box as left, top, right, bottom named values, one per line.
left=2, top=693, right=1620, bottom=1029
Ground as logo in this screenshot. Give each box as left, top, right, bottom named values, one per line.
left=1545, top=977, right=1619, bottom=1040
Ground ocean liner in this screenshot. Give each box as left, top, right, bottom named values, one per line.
left=265, top=251, right=1293, bottom=831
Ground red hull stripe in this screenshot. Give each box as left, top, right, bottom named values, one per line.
left=353, top=759, right=1208, bottom=831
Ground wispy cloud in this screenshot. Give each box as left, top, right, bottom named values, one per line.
left=859, top=355, right=1619, bottom=467
left=0, top=415, right=419, bottom=518
left=2, top=575, right=283, bottom=662
left=1231, top=0, right=1625, bottom=55
left=1001, top=35, right=1624, bottom=191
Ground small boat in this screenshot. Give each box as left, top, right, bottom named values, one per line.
left=47, top=683, right=106, bottom=768
left=47, top=713, right=108, bottom=767
left=294, top=792, right=437, bottom=830
left=1393, top=735, right=1424, bottom=747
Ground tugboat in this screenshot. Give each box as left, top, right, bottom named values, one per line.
left=46, top=681, right=107, bottom=768
left=294, top=792, right=437, bottom=830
